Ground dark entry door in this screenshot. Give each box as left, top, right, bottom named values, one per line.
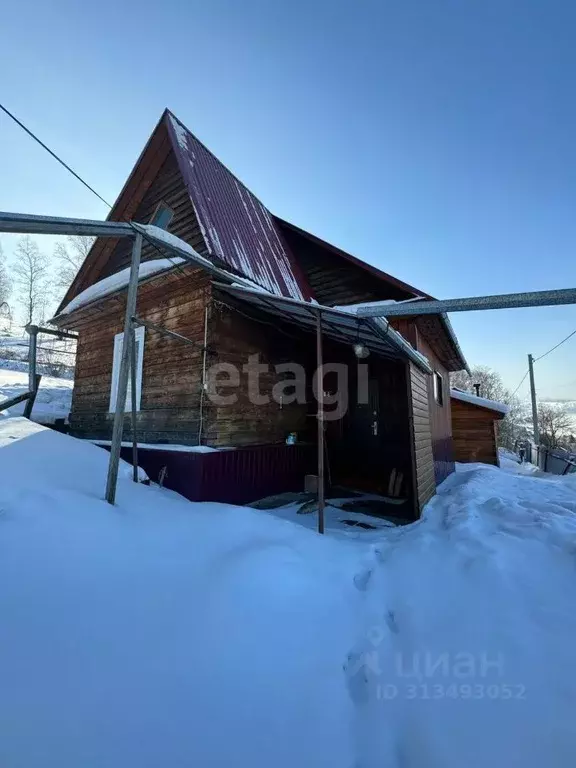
left=350, top=377, right=380, bottom=451
left=333, top=377, right=383, bottom=491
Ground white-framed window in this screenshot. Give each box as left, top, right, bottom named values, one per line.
left=149, top=201, right=174, bottom=230
left=109, top=326, right=145, bottom=412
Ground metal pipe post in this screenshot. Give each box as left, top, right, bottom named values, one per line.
left=27, top=325, right=38, bottom=394
left=198, top=305, right=209, bottom=444
left=316, top=311, right=325, bottom=535
left=105, top=234, right=143, bottom=505
left=528, top=354, right=540, bottom=446
left=355, top=287, right=576, bottom=317
left=130, top=325, right=139, bottom=483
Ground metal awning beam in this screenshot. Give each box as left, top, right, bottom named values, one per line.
left=356, top=288, right=576, bottom=317
left=0, top=212, right=134, bottom=237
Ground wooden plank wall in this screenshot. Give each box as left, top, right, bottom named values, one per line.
left=99, top=149, right=208, bottom=279
left=66, top=266, right=213, bottom=444
left=407, top=362, right=436, bottom=511
left=451, top=399, right=500, bottom=465
left=207, top=297, right=316, bottom=446
left=413, top=333, right=455, bottom=484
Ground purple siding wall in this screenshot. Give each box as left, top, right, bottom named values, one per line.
left=116, top=443, right=316, bottom=505
left=166, top=112, right=312, bottom=302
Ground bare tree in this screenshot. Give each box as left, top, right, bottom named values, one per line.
left=54, top=235, right=93, bottom=295
left=451, top=364, right=528, bottom=450
left=13, top=235, right=50, bottom=326
left=538, top=402, right=574, bottom=449
left=451, top=365, right=510, bottom=402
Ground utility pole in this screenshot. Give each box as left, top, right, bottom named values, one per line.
left=528, top=354, right=540, bottom=445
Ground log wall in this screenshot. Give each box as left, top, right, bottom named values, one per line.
left=207, top=298, right=316, bottom=446
left=66, top=266, right=213, bottom=444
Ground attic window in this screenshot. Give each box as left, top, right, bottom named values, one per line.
left=149, top=202, right=174, bottom=230
left=433, top=371, right=444, bottom=406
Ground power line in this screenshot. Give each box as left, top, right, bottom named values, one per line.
left=511, top=370, right=529, bottom=397
left=0, top=102, right=189, bottom=279
left=0, top=103, right=112, bottom=209
left=510, top=326, right=576, bottom=399
left=534, top=328, right=576, bottom=362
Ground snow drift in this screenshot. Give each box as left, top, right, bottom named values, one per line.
left=1, top=419, right=576, bottom=767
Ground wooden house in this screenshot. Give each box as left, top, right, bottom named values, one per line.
left=450, top=389, right=508, bottom=465
left=51, top=109, right=468, bottom=517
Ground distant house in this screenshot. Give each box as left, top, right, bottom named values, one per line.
left=450, top=389, right=509, bottom=466
left=51, top=109, right=468, bottom=517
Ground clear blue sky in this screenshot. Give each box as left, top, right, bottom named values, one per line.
left=1, top=0, right=575, bottom=400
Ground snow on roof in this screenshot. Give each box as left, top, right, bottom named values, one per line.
left=91, top=440, right=229, bottom=453
left=450, top=388, right=510, bottom=415
left=166, top=112, right=312, bottom=301
left=332, top=299, right=399, bottom=314
left=58, top=256, right=185, bottom=316
left=136, top=224, right=215, bottom=269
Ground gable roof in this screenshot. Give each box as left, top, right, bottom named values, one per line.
left=275, top=217, right=430, bottom=303
left=55, top=109, right=466, bottom=372
left=165, top=112, right=311, bottom=301
left=57, top=110, right=312, bottom=312
left=275, top=217, right=467, bottom=372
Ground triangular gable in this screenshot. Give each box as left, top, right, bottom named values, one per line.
left=58, top=112, right=174, bottom=312
left=165, top=111, right=311, bottom=301
left=58, top=110, right=313, bottom=312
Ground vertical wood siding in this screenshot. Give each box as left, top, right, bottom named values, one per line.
left=407, top=362, right=436, bottom=511
left=412, top=331, right=455, bottom=484
left=390, top=319, right=455, bottom=485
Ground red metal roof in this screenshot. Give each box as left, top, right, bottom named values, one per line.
left=165, top=111, right=312, bottom=301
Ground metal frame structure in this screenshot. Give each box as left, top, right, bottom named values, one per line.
left=355, top=288, right=576, bottom=317
left=3, top=209, right=576, bottom=521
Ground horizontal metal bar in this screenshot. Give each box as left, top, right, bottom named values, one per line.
left=26, top=324, right=78, bottom=340
left=0, top=212, right=133, bottom=237
left=131, top=316, right=201, bottom=348
left=356, top=288, right=576, bottom=317
left=0, top=390, right=33, bottom=410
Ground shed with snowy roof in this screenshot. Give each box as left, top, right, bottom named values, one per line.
left=450, top=389, right=509, bottom=466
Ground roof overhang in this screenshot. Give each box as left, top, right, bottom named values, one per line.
left=213, top=282, right=432, bottom=373
left=450, top=388, right=509, bottom=418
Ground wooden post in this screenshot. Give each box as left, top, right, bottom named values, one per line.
left=27, top=325, right=38, bottom=395
left=23, top=374, right=41, bottom=419
left=316, top=311, right=325, bottom=535
left=130, top=324, right=139, bottom=483
left=105, top=233, right=143, bottom=505
left=528, top=353, right=540, bottom=445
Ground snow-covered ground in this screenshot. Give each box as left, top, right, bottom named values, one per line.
left=0, top=367, right=72, bottom=423
left=0, top=332, right=75, bottom=378
left=1, top=418, right=576, bottom=767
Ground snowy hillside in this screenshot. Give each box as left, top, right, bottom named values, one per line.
left=0, top=331, right=75, bottom=379
left=541, top=399, right=576, bottom=414
left=1, top=418, right=576, bottom=767
left=0, top=368, right=72, bottom=423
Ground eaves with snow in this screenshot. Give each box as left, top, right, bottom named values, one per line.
left=450, top=388, right=510, bottom=415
